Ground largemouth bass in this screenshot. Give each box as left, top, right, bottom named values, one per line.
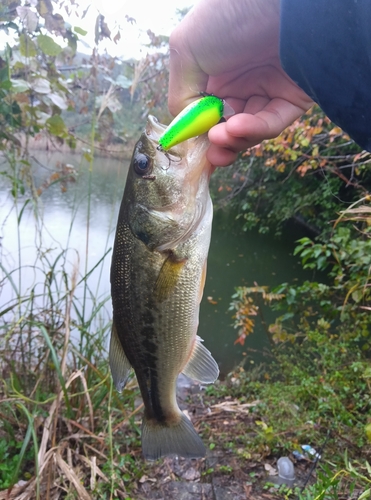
left=110, top=115, right=219, bottom=460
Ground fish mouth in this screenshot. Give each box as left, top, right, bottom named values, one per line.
left=146, top=115, right=166, bottom=144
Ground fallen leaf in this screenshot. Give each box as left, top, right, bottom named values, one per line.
left=264, top=463, right=277, bottom=476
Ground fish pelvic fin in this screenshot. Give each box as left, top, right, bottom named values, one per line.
left=182, top=336, right=219, bottom=384
left=109, top=322, right=132, bottom=391
left=142, top=412, right=205, bottom=460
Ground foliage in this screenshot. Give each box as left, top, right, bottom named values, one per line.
left=211, top=106, right=371, bottom=237
left=227, top=204, right=371, bottom=496
left=0, top=155, right=149, bottom=497
left=229, top=286, right=284, bottom=346
left=0, top=0, right=83, bottom=155
left=0, top=0, right=173, bottom=163
left=225, top=103, right=371, bottom=383
left=223, top=107, right=371, bottom=497
left=206, top=327, right=371, bottom=499
left=0, top=436, right=35, bottom=489
left=259, top=203, right=370, bottom=351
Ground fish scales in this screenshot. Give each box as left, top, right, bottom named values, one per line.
left=110, top=115, right=219, bottom=460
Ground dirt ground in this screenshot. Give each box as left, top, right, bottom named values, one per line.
left=127, top=376, right=316, bottom=500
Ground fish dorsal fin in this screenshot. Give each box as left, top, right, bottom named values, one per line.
left=182, top=336, right=219, bottom=384
left=153, top=252, right=187, bottom=303
left=109, top=322, right=132, bottom=391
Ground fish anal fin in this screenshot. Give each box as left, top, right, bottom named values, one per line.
left=153, top=252, right=187, bottom=303
left=182, top=336, right=219, bottom=384
left=109, top=322, right=132, bottom=391
left=142, top=412, right=205, bottom=460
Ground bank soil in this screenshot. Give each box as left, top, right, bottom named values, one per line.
left=124, top=378, right=318, bottom=500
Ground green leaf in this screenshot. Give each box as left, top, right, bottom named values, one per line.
left=46, top=114, right=68, bottom=137
left=351, top=289, right=363, bottom=303
left=0, top=22, right=18, bottom=32
left=18, top=199, right=30, bottom=224
left=32, top=78, right=51, bottom=94
left=48, top=92, right=68, bottom=110
left=10, top=79, right=29, bottom=92
left=83, top=149, right=93, bottom=162
left=0, top=79, right=12, bottom=90
left=358, top=489, right=371, bottom=500
left=19, top=33, right=37, bottom=57
left=9, top=417, right=32, bottom=488
left=0, top=63, right=9, bottom=83
left=37, top=323, right=73, bottom=418
left=74, top=26, right=87, bottom=36
left=37, top=0, right=53, bottom=18
left=37, top=34, right=62, bottom=56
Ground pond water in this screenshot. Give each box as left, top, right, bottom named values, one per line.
left=0, top=151, right=312, bottom=375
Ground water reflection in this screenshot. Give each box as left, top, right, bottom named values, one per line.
left=0, top=151, right=127, bottom=332
left=201, top=210, right=311, bottom=374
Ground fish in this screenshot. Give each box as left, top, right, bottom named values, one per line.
left=110, top=115, right=219, bottom=460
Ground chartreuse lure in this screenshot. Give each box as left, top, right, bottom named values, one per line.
left=158, top=94, right=233, bottom=151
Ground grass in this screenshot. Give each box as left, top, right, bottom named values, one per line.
left=201, top=327, right=371, bottom=499
left=0, top=147, right=150, bottom=499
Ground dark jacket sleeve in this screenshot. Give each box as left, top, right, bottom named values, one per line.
left=280, top=0, right=371, bottom=152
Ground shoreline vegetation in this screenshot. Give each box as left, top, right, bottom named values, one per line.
left=18, top=132, right=135, bottom=160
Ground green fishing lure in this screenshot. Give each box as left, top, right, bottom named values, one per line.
left=158, top=94, right=233, bottom=151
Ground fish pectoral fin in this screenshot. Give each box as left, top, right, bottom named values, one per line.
left=142, top=412, right=205, bottom=460
left=182, top=336, right=219, bottom=384
left=153, top=252, right=187, bottom=303
left=109, top=322, right=132, bottom=391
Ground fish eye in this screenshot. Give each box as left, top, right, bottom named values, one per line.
left=133, top=153, right=151, bottom=176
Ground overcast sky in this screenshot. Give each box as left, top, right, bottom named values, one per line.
left=70, top=0, right=195, bottom=59
left=0, top=0, right=194, bottom=60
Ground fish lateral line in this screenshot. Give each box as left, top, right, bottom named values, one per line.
left=157, top=93, right=234, bottom=152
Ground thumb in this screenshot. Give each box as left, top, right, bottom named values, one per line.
left=168, top=32, right=209, bottom=116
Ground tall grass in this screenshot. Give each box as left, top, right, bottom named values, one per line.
left=0, top=143, right=145, bottom=499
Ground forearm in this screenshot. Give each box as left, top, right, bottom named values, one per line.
left=280, top=0, right=371, bottom=151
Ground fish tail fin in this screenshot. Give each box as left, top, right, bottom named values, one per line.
left=142, top=412, right=205, bottom=460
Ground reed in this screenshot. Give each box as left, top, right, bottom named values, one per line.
left=0, top=140, right=145, bottom=499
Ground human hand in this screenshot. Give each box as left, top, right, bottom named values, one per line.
left=168, top=0, right=314, bottom=166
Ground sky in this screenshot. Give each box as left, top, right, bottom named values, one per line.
left=66, top=0, right=195, bottom=59
left=0, top=0, right=195, bottom=60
